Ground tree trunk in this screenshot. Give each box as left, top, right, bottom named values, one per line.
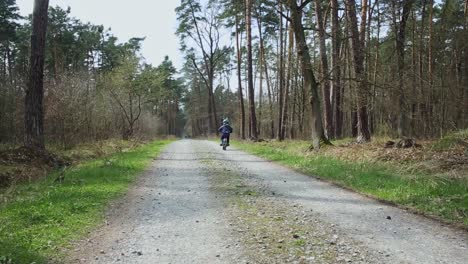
left=290, top=70, right=299, bottom=139
left=371, top=0, right=381, bottom=135
left=245, top=0, right=258, bottom=140
left=258, top=42, right=263, bottom=137
left=315, top=0, right=333, bottom=139
left=419, top=0, right=427, bottom=135
left=395, top=0, right=414, bottom=138
left=25, top=0, right=50, bottom=150
left=235, top=14, right=246, bottom=139
left=411, top=10, right=417, bottom=136
left=345, top=0, right=371, bottom=143
left=281, top=24, right=293, bottom=140
left=330, top=0, right=343, bottom=139
left=208, top=71, right=218, bottom=134
left=463, top=0, right=468, bottom=128
left=277, top=1, right=285, bottom=140
left=428, top=0, right=434, bottom=136
left=257, top=11, right=275, bottom=139
left=286, top=0, right=329, bottom=150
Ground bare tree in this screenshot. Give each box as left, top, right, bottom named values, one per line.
left=176, top=0, right=228, bottom=134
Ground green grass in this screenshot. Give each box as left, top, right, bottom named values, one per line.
left=431, top=129, right=468, bottom=151
left=233, top=141, right=468, bottom=228
left=0, top=140, right=172, bottom=263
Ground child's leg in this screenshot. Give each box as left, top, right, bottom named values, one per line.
left=227, top=134, right=230, bottom=145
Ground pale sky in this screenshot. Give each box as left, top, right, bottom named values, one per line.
left=15, top=0, right=184, bottom=70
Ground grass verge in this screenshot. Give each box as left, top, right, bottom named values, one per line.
left=233, top=140, right=468, bottom=229
left=0, top=140, right=172, bottom=264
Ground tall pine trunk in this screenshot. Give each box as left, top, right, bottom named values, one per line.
left=463, top=0, right=468, bottom=128
left=281, top=24, right=293, bottom=139
left=395, top=0, right=414, bottom=138
left=427, top=0, right=434, bottom=136
left=315, top=0, right=333, bottom=139
left=277, top=1, right=285, bottom=140
left=418, top=0, right=427, bottom=135
left=345, top=0, right=371, bottom=143
left=245, top=0, right=258, bottom=139
left=235, top=14, right=246, bottom=139
left=257, top=14, right=275, bottom=139
left=330, top=0, right=343, bottom=138
left=25, top=0, right=50, bottom=150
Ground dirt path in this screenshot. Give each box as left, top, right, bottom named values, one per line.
left=71, top=140, right=245, bottom=263
left=72, top=140, right=468, bottom=264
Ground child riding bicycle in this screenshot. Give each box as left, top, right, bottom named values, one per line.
left=218, top=118, right=233, bottom=146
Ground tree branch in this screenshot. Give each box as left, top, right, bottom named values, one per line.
left=299, top=0, right=314, bottom=11
left=277, top=8, right=292, bottom=22
left=190, top=55, right=211, bottom=90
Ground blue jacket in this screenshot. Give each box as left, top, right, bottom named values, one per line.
left=218, top=124, right=233, bottom=134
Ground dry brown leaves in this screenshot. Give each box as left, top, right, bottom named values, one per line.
left=323, top=139, right=467, bottom=179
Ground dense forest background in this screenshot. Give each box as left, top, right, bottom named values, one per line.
left=1, top=1, right=184, bottom=150
left=178, top=0, right=468, bottom=148
left=0, top=0, right=467, bottom=150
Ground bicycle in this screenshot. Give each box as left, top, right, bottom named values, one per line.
left=221, top=137, right=228, bottom=151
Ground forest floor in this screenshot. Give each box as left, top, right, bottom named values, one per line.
left=70, top=140, right=467, bottom=264
left=0, top=139, right=152, bottom=190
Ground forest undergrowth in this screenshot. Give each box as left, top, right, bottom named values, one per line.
left=0, top=139, right=172, bottom=263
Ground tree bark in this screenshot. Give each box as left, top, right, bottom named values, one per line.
left=235, top=14, right=246, bottom=139
left=428, top=0, right=434, bottom=135
left=370, top=0, right=381, bottom=135
left=258, top=39, right=263, bottom=137
left=419, top=0, right=427, bottom=135
left=25, top=0, right=50, bottom=150
left=459, top=0, right=468, bottom=128
left=257, top=13, right=275, bottom=139
left=463, top=0, right=468, bottom=128
left=277, top=1, right=285, bottom=140
left=286, top=0, right=329, bottom=150
left=245, top=0, right=258, bottom=139
left=281, top=24, right=293, bottom=140
left=315, top=0, right=333, bottom=139
left=395, top=0, right=415, bottom=138
left=330, top=0, right=343, bottom=139
left=345, top=0, right=371, bottom=143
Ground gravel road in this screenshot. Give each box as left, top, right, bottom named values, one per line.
left=71, top=140, right=468, bottom=264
